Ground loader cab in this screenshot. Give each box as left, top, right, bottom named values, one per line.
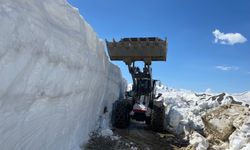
left=137, top=79, right=151, bottom=95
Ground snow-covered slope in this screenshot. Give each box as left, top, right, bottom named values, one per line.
left=233, top=92, right=250, bottom=106
left=0, top=0, right=125, bottom=150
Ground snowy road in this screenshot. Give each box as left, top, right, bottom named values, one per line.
left=114, top=121, right=188, bottom=150
left=85, top=120, right=188, bottom=150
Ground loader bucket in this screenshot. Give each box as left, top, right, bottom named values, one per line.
left=106, top=37, right=167, bottom=65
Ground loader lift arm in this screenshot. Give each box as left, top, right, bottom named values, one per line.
left=128, top=62, right=153, bottom=100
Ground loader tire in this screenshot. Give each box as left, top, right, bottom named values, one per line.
left=151, top=104, right=165, bottom=132
left=111, top=100, right=130, bottom=128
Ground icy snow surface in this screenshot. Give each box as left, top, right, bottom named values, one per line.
left=0, top=0, right=126, bottom=150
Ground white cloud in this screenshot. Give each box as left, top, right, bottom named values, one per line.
left=216, top=65, right=239, bottom=71
left=212, top=29, right=247, bottom=45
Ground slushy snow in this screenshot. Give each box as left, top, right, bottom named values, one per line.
left=0, top=0, right=125, bottom=150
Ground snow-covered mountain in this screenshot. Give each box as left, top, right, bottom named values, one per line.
left=0, top=0, right=125, bottom=150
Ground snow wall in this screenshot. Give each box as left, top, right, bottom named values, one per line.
left=0, top=0, right=126, bottom=149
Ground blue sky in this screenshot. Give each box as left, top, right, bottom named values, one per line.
left=68, top=0, right=250, bottom=93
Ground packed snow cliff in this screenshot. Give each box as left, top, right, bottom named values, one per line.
left=155, top=84, right=250, bottom=150
left=0, top=0, right=125, bottom=150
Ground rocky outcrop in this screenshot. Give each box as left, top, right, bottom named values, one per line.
left=202, top=104, right=249, bottom=141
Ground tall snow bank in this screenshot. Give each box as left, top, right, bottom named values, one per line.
left=0, top=0, right=125, bottom=149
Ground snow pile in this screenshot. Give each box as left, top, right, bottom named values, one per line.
left=189, top=131, right=209, bottom=150
left=157, top=84, right=249, bottom=134
left=157, top=86, right=205, bottom=134
left=155, top=84, right=250, bottom=149
left=0, top=0, right=125, bottom=150
left=100, top=129, right=114, bottom=137
left=228, top=117, right=250, bottom=150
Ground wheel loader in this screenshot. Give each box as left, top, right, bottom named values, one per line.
left=106, top=37, right=167, bottom=132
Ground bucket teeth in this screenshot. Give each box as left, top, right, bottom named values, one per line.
left=106, top=37, right=167, bottom=65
